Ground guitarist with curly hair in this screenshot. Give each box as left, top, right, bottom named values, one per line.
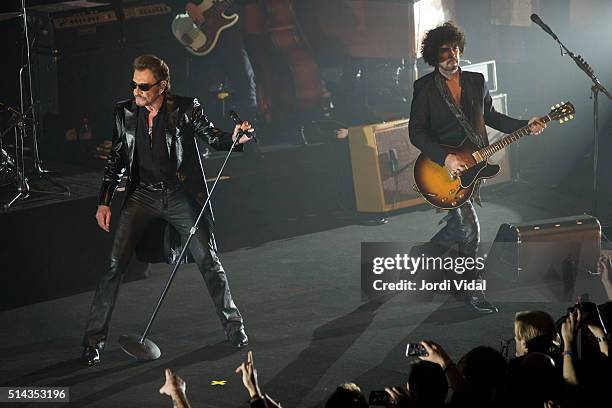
left=409, top=22, right=547, bottom=313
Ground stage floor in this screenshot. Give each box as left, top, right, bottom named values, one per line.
left=0, top=181, right=610, bottom=408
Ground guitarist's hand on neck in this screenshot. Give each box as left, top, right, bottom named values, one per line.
left=528, top=117, right=547, bottom=135
left=186, top=2, right=204, bottom=26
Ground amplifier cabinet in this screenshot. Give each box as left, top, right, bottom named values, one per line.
left=486, top=214, right=601, bottom=283
left=347, top=118, right=424, bottom=213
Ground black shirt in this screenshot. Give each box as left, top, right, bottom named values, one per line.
left=134, top=101, right=176, bottom=185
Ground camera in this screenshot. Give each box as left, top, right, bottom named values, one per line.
left=555, top=300, right=610, bottom=333
left=405, top=343, right=428, bottom=357
left=368, top=390, right=394, bottom=406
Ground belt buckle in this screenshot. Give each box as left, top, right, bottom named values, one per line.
left=151, top=182, right=165, bottom=191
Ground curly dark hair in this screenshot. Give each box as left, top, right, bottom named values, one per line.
left=421, top=22, right=466, bottom=67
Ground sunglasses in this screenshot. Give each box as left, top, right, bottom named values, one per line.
left=130, top=79, right=162, bottom=92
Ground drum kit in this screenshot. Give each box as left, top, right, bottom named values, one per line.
left=0, top=1, right=70, bottom=210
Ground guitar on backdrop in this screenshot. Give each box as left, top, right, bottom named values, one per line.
left=171, top=0, right=237, bottom=56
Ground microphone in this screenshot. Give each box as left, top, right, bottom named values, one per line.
left=530, top=13, right=558, bottom=40
left=228, top=110, right=257, bottom=143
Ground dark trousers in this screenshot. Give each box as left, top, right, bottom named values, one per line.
left=429, top=201, right=483, bottom=289
left=82, top=185, right=243, bottom=347
left=431, top=201, right=480, bottom=258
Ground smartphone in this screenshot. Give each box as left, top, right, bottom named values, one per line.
left=406, top=342, right=428, bottom=357
left=368, top=390, right=394, bottom=406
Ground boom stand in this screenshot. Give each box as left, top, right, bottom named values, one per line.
left=536, top=20, right=611, bottom=218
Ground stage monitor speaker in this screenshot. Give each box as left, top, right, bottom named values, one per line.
left=347, top=118, right=424, bottom=213
left=486, top=214, right=601, bottom=285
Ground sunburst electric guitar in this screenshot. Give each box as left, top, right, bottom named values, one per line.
left=413, top=102, right=575, bottom=210
left=171, top=0, right=238, bottom=56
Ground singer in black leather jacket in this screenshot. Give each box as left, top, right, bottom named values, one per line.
left=81, top=55, right=252, bottom=366
left=98, top=93, right=241, bottom=258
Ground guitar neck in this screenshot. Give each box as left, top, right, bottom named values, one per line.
left=476, top=115, right=551, bottom=161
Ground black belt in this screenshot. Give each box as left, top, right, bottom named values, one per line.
left=139, top=181, right=175, bottom=191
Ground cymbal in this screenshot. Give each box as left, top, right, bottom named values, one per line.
left=0, top=12, right=23, bottom=22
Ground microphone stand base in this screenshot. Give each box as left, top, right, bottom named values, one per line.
left=118, top=334, right=161, bottom=361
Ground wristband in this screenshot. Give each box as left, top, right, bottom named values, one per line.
left=562, top=350, right=573, bottom=357
left=443, top=362, right=456, bottom=373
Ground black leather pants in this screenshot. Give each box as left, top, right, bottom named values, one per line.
left=431, top=201, right=480, bottom=258
left=82, top=185, right=243, bottom=347
left=430, top=201, right=483, bottom=286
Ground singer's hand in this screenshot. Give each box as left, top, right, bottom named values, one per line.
left=232, top=121, right=254, bottom=144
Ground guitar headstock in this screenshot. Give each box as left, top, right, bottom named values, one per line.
left=549, top=102, right=575, bottom=124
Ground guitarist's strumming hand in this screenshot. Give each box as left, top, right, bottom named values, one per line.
left=186, top=2, right=204, bottom=26
left=444, top=154, right=469, bottom=178
left=528, top=117, right=547, bottom=135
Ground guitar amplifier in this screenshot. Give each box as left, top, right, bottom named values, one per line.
left=29, top=2, right=122, bottom=54
left=348, top=119, right=424, bottom=213
left=30, top=1, right=184, bottom=150
left=30, top=1, right=174, bottom=54
left=486, top=214, right=601, bottom=285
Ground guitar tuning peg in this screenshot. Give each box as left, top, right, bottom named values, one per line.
left=556, top=104, right=560, bottom=107
left=569, top=115, right=574, bottom=120
left=551, top=106, right=555, bottom=110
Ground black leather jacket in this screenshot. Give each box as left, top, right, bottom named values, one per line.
left=99, top=94, right=240, bottom=206
left=99, top=94, right=240, bottom=263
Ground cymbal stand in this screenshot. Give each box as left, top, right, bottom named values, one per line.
left=4, top=0, right=70, bottom=209
left=2, top=104, right=30, bottom=209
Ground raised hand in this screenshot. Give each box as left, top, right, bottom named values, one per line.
left=232, top=121, right=254, bottom=144
left=235, top=351, right=262, bottom=399
left=419, top=340, right=452, bottom=369
left=159, top=368, right=190, bottom=408
left=561, top=309, right=582, bottom=348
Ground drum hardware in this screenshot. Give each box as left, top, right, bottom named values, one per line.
left=0, top=1, right=70, bottom=209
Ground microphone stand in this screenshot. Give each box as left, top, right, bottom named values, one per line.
left=535, top=18, right=611, bottom=218
left=119, top=136, right=245, bottom=361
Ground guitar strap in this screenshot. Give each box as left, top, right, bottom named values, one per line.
left=434, top=70, right=487, bottom=149
left=434, top=69, right=486, bottom=206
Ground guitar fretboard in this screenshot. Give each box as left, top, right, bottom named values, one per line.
left=477, top=115, right=551, bottom=161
